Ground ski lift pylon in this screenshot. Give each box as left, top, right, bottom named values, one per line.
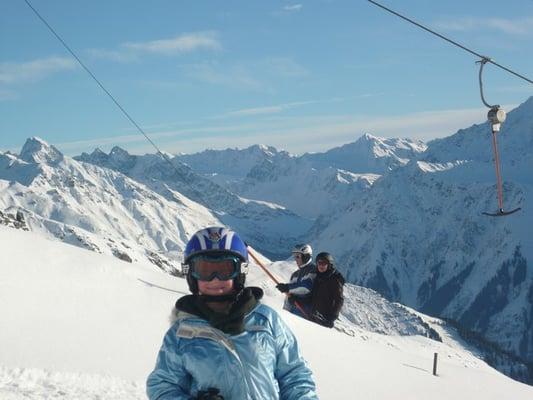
left=477, top=58, right=521, bottom=217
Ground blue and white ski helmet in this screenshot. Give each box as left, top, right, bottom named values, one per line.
left=184, top=226, right=248, bottom=263
left=183, top=226, right=248, bottom=293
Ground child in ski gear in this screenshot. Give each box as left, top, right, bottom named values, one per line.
left=147, top=227, right=318, bottom=400
left=276, top=244, right=317, bottom=318
left=310, top=252, right=345, bottom=328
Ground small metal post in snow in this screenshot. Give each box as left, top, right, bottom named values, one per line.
left=433, top=353, right=438, bottom=376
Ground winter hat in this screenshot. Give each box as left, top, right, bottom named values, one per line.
left=315, top=252, right=334, bottom=267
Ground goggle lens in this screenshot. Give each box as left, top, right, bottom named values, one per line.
left=190, top=255, right=240, bottom=281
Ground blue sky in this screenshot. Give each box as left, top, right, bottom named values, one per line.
left=1, top=0, right=532, bottom=155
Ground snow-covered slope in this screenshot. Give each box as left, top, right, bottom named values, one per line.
left=425, top=97, right=533, bottom=168
left=2, top=226, right=533, bottom=399
left=301, top=133, right=427, bottom=173
left=175, top=144, right=290, bottom=185
left=0, top=137, right=221, bottom=272
left=232, top=157, right=379, bottom=218
left=171, top=135, right=423, bottom=219
left=313, top=97, right=533, bottom=378
left=76, top=146, right=311, bottom=258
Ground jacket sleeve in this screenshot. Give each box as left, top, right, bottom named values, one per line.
left=271, top=312, right=318, bottom=400
left=146, top=326, right=192, bottom=400
left=326, top=275, right=344, bottom=320
left=331, top=278, right=344, bottom=318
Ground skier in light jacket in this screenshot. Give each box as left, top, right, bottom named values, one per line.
left=147, top=226, right=317, bottom=400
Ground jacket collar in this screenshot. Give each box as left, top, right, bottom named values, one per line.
left=174, top=287, right=264, bottom=335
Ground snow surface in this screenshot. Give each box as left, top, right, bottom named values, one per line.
left=1, top=226, right=532, bottom=399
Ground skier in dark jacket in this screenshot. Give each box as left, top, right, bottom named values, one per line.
left=276, top=244, right=316, bottom=318
left=310, top=252, right=345, bottom=328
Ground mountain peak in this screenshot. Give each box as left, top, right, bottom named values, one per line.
left=109, top=146, right=130, bottom=157
left=106, top=146, right=136, bottom=171
left=246, top=144, right=278, bottom=156
left=19, top=137, right=64, bottom=164
left=361, top=132, right=378, bottom=141
left=75, top=147, right=109, bottom=165
left=109, top=146, right=134, bottom=162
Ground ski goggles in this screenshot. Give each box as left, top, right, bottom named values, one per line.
left=188, top=254, right=242, bottom=282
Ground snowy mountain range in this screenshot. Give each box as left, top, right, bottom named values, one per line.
left=75, top=145, right=310, bottom=259
left=1, top=96, right=532, bottom=384
left=313, top=97, right=533, bottom=381
left=175, top=134, right=424, bottom=219
left=0, top=138, right=221, bottom=273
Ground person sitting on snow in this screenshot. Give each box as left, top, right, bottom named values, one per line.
left=276, top=243, right=317, bottom=319
left=310, top=252, right=345, bottom=328
left=147, top=227, right=317, bottom=400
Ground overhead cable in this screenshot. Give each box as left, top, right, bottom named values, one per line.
left=22, top=0, right=183, bottom=176
left=368, top=0, right=533, bottom=85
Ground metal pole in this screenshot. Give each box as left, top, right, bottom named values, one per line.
left=433, top=353, right=438, bottom=376
left=247, top=246, right=281, bottom=284
left=490, top=127, right=505, bottom=213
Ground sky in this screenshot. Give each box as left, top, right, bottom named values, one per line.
left=1, top=0, right=532, bottom=156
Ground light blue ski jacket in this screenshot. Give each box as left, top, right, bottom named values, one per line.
left=146, top=303, right=318, bottom=400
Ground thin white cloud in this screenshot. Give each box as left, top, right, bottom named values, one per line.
left=435, top=16, right=533, bottom=35
left=184, top=62, right=264, bottom=90
left=225, top=105, right=290, bottom=117
left=0, top=57, right=77, bottom=84
left=87, top=48, right=139, bottom=63
left=223, top=101, right=316, bottom=117
left=57, top=105, right=504, bottom=156
left=133, top=57, right=308, bottom=92
left=87, top=31, right=222, bottom=62
left=283, top=4, right=303, bottom=12
left=219, top=95, right=380, bottom=119
left=0, top=89, right=17, bottom=101
left=261, top=57, right=309, bottom=78
left=221, top=97, right=352, bottom=118
left=493, top=84, right=533, bottom=94
left=124, top=31, right=222, bottom=55
left=57, top=122, right=266, bottom=154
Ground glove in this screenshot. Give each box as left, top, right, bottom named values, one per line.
left=197, top=388, right=224, bottom=400
left=276, top=283, right=290, bottom=293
